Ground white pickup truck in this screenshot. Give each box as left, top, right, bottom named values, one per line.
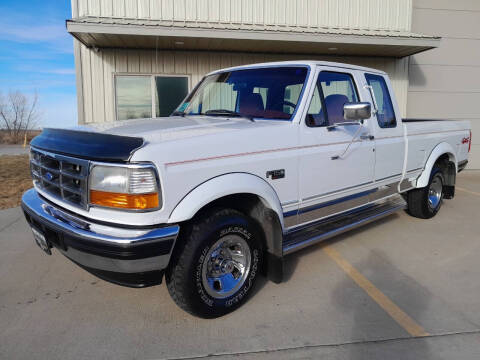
left=22, top=61, right=471, bottom=318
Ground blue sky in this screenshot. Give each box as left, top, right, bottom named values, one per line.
left=0, top=0, right=77, bottom=128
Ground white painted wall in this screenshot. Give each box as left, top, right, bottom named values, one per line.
left=75, top=45, right=409, bottom=124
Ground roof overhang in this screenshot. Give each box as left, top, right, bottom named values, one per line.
left=67, top=17, right=440, bottom=58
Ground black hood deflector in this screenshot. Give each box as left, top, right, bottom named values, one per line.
left=30, top=128, right=144, bottom=162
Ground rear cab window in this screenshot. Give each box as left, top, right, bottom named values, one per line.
left=365, top=73, right=396, bottom=128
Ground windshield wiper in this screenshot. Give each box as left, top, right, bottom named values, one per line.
left=203, top=109, right=255, bottom=122
left=171, top=111, right=185, bottom=117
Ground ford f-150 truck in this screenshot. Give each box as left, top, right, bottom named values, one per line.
left=22, top=61, right=471, bottom=318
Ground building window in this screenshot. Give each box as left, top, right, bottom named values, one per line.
left=155, top=76, right=189, bottom=117
left=115, top=76, right=152, bottom=120
left=115, top=75, right=189, bottom=120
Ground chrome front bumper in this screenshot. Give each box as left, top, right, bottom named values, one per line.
left=21, top=188, right=179, bottom=287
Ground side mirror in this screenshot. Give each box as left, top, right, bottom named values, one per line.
left=343, top=102, right=371, bottom=121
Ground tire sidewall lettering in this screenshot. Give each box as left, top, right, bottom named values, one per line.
left=194, top=223, right=259, bottom=308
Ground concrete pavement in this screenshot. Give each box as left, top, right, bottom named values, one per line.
left=1, top=172, right=480, bottom=359
left=0, top=145, right=29, bottom=156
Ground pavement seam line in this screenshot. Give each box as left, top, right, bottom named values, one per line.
left=163, top=329, right=480, bottom=360
left=0, top=216, right=23, bottom=233
left=456, top=186, right=480, bottom=197
left=322, top=245, right=430, bottom=337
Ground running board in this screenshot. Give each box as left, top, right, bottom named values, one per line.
left=283, top=196, right=406, bottom=255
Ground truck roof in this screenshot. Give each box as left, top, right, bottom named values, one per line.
left=207, top=60, right=387, bottom=76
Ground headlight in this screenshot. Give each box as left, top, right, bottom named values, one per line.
left=89, top=164, right=161, bottom=210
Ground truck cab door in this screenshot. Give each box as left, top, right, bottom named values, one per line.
left=363, top=73, right=405, bottom=188
left=294, top=68, right=375, bottom=228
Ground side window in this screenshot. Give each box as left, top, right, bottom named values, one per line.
left=306, top=84, right=326, bottom=127
left=317, top=71, right=358, bottom=126
left=365, top=73, right=396, bottom=128
left=307, top=71, right=358, bottom=126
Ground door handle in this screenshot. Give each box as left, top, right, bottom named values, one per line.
left=360, top=134, right=375, bottom=140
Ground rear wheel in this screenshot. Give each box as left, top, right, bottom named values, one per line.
left=165, top=208, right=263, bottom=318
left=407, top=166, right=445, bottom=219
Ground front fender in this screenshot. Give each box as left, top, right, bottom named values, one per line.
left=168, top=173, right=285, bottom=229
left=416, top=142, right=457, bottom=188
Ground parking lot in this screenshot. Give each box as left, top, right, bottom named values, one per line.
left=1, top=171, right=480, bottom=359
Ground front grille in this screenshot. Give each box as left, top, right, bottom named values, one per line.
left=30, top=148, right=89, bottom=209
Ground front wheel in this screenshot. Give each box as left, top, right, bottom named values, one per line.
left=165, top=209, right=263, bottom=318
left=406, top=166, right=445, bottom=219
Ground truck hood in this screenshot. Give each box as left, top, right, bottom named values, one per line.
left=79, top=116, right=273, bottom=144
left=33, top=116, right=291, bottom=163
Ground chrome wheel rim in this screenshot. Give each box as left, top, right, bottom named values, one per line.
left=201, top=234, right=252, bottom=299
left=428, top=175, right=443, bottom=210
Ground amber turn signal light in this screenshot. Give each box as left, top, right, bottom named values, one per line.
left=90, top=190, right=159, bottom=210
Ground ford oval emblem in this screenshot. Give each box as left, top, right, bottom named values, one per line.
left=45, top=172, right=53, bottom=181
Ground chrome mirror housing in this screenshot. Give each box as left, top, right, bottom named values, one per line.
left=343, top=102, right=372, bottom=121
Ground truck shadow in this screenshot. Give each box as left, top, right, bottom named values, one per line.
left=282, top=214, right=400, bottom=282
left=331, top=248, right=432, bottom=359
left=282, top=213, right=433, bottom=358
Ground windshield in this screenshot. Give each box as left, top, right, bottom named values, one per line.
left=174, top=66, right=309, bottom=120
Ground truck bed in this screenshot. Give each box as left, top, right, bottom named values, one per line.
left=402, top=118, right=445, bottom=122
left=404, top=119, right=470, bottom=170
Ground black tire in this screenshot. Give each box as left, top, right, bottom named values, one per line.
left=407, top=166, right=445, bottom=219
left=165, top=208, right=263, bottom=318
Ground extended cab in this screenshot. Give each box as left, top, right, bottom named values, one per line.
left=22, top=61, right=471, bottom=318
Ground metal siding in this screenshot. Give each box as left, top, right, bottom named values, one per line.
left=101, top=0, right=113, bottom=17
left=415, top=0, right=480, bottom=11
left=76, top=0, right=412, bottom=31
left=139, top=51, right=153, bottom=73
left=408, top=0, right=479, bottom=168
left=91, top=50, right=105, bottom=122
left=73, top=39, right=84, bottom=124
left=112, top=0, right=125, bottom=17
left=138, top=0, right=150, bottom=18
left=162, top=0, right=174, bottom=20
left=79, top=47, right=408, bottom=123
left=80, top=45, right=93, bottom=123
left=78, top=0, right=88, bottom=17
left=114, top=49, right=128, bottom=72
left=125, top=0, right=138, bottom=18
left=103, top=50, right=115, bottom=123
left=174, top=0, right=186, bottom=21
left=88, top=0, right=100, bottom=16
left=71, top=0, right=79, bottom=17
left=152, top=49, right=163, bottom=73
left=174, top=52, right=187, bottom=74
left=218, top=0, right=229, bottom=22
left=127, top=51, right=140, bottom=72
left=150, top=0, right=162, bottom=19
left=163, top=51, right=175, bottom=73
left=276, top=0, right=286, bottom=25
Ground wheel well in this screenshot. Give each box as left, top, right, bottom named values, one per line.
left=174, top=193, right=283, bottom=283
left=434, top=153, right=456, bottom=198
left=182, top=193, right=284, bottom=280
